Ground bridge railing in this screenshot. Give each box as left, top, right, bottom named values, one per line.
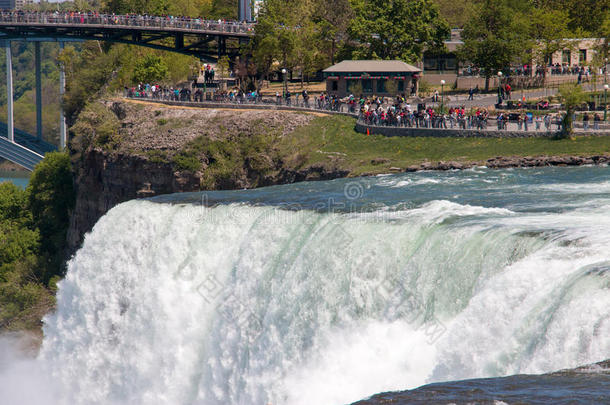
left=0, top=11, right=255, bottom=34
left=124, top=93, right=359, bottom=116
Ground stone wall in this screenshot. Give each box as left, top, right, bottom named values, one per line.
left=356, top=122, right=610, bottom=138
left=355, top=122, right=562, bottom=138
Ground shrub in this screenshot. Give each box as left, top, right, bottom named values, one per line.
left=172, top=152, right=202, bottom=172
left=26, top=152, right=75, bottom=281
left=146, top=149, right=169, bottom=164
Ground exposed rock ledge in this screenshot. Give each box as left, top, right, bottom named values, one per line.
left=66, top=148, right=348, bottom=254
left=404, top=155, right=610, bottom=171
left=66, top=100, right=610, bottom=255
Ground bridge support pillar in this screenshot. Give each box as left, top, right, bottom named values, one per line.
left=35, top=42, right=43, bottom=140
left=59, top=42, right=66, bottom=150
left=5, top=41, right=13, bottom=143
left=175, top=33, right=184, bottom=50
left=218, top=36, right=226, bottom=60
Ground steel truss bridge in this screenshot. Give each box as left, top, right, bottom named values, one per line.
left=0, top=11, right=255, bottom=170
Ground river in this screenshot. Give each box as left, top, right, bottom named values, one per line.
left=2, top=166, right=609, bottom=404
left=0, top=170, right=30, bottom=188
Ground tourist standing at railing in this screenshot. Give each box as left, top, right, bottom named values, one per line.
left=535, top=115, right=542, bottom=131
left=0, top=10, right=253, bottom=33
left=583, top=112, right=590, bottom=130
left=594, top=113, right=601, bottom=130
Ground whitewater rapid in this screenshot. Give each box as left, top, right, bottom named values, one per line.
left=2, top=167, right=609, bottom=405
left=30, top=176, right=608, bottom=405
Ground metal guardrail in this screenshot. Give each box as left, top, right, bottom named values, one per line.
left=0, top=123, right=57, bottom=171
left=0, top=11, right=255, bottom=35
left=357, top=117, right=566, bottom=132
left=0, top=136, right=44, bottom=171
left=125, top=95, right=360, bottom=116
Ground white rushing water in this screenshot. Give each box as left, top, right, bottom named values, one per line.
left=15, top=194, right=604, bottom=405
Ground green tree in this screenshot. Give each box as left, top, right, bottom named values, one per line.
left=432, top=0, right=469, bottom=28
left=348, top=0, right=449, bottom=63
left=531, top=0, right=610, bottom=35
left=252, top=0, right=316, bottom=81
left=593, top=13, right=610, bottom=73
left=459, top=0, right=529, bottom=91
left=202, top=0, right=238, bottom=20
left=0, top=182, right=31, bottom=226
left=217, top=55, right=231, bottom=79
left=529, top=8, right=572, bottom=80
left=312, top=0, right=353, bottom=64
left=26, top=152, right=75, bottom=281
left=132, top=54, right=169, bottom=84
left=251, top=14, right=282, bottom=81
left=0, top=182, right=54, bottom=332
left=558, top=83, right=586, bottom=137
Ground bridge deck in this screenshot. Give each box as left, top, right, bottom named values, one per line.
left=0, top=13, right=254, bottom=38
left=0, top=12, right=253, bottom=60
left=0, top=136, right=45, bottom=171
left=0, top=123, right=57, bottom=171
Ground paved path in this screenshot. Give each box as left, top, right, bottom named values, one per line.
left=435, top=83, right=607, bottom=109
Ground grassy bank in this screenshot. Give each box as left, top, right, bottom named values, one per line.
left=282, top=115, right=610, bottom=175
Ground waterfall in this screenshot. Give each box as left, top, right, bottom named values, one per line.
left=36, top=193, right=609, bottom=405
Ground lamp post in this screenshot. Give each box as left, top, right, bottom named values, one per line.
left=281, top=68, right=287, bottom=104
left=440, top=79, right=445, bottom=113
left=604, top=84, right=610, bottom=122
left=497, top=71, right=503, bottom=105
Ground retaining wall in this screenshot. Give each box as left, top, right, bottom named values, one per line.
left=355, top=122, right=608, bottom=138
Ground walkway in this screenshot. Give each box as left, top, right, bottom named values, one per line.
left=0, top=11, right=252, bottom=60
left=437, top=82, right=607, bottom=109
left=0, top=11, right=254, bottom=36
left=124, top=96, right=610, bottom=137
left=124, top=96, right=359, bottom=117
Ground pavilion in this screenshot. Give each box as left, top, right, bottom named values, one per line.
left=323, top=60, right=421, bottom=98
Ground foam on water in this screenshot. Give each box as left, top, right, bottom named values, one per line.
left=29, top=190, right=609, bottom=405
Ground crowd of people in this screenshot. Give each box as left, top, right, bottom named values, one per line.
left=201, top=64, right=216, bottom=84
left=125, top=81, right=606, bottom=133
left=359, top=101, right=491, bottom=129
left=126, top=84, right=193, bottom=101
left=0, top=10, right=254, bottom=33
left=462, top=64, right=596, bottom=79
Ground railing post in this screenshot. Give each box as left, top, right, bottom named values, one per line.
left=5, top=40, right=13, bottom=142
left=35, top=42, right=43, bottom=139
left=59, top=42, right=66, bottom=150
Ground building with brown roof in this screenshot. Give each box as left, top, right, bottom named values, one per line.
left=323, top=60, right=422, bottom=98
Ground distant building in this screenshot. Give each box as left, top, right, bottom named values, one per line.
left=16, top=0, right=33, bottom=9
left=253, top=0, right=264, bottom=19
left=421, top=29, right=605, bottom=87
left=323, top=60, right=421, bottom=98
left=424, top=29, right=603, bottom=72
left=239, top=0, right=265, bottom=22
left=0, top=0, right=32, bottom=9
left=0, top=0, right=15, bottom=9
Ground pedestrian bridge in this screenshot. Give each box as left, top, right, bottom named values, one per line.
left=0, top=11, right=254, bottom=60
left=0, top=11, right=256, bottom=171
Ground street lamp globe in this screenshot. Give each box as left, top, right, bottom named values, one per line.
left=281, top=68, right=287, bottom=74
left=440, top=80, right=445, bottom=85
left=605, top=84, right=609, bottom=90
left=497, top=71, right=502, bottom=77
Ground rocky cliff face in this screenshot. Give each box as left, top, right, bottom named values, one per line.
left=66, top=149, right=201, bottom=253
left=66, top=100, right=349, bottom=253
